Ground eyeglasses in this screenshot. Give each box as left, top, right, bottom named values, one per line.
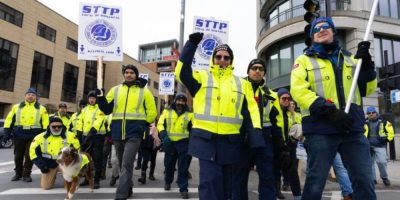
left=51, top=125, right=63, bottom=129
left=215, top=55, right=231, bottom=61
left=250, top=66, right=265, bottom=72
left=367, top=112, right=376, bottom=115
left=281, top=97, right=292, bottom=101
left=313, top=24, right=331, bottom=34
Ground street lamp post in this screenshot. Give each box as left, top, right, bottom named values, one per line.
left=177, top=0, right=186, bottom=93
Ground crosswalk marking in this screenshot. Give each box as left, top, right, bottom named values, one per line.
left=0, top=187, right=199, bottom=195
left=0, top=161, right=13, bottom=167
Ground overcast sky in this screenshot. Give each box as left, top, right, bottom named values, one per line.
left=38, top=0, right=257, bottom=76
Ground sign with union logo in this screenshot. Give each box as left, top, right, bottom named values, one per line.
left=159, top=72, right=175, bottom=95
left=78, top=3, right=123, bottom=61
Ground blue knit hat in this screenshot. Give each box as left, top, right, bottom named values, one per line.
left=277, top=88, right=290, bottom=98
left=309, top=16, right=336, bottom=37
left=26, top=87, right=37, bottom=95
left=366, top=106, right=377, bottom=113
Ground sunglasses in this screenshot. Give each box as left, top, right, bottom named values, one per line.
left=367, top=112, right=376, bottom=114
left=281, top=97, right=292, bottom=101
left=51, top=125, right=63, bottom=129
left=215, top=55, right=231, bottom=61
left=250, top=66, right=265, bottom=72
left=313, top=24, right=331, bottom=34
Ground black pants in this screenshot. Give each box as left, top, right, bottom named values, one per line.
left=141, top=147, right=158, bottom=173
left=14, top=138, right=34, bottom=177
left=272, top=136, right=301, bottom=196
left=82, top=135, right=105, bottom=180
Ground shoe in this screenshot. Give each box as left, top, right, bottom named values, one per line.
left=128, top=186, right=133, bottom=197
left=343, top=194, right=352, bottom=200
left=187, top=171, right=192, bottom=179
left=138, top=171, right=146, bottom=184
left=110, top=176, right=119, bottom=186
left=374, top=180, right=377, bottom=184
left=11, top=174, right=22, bottom=181
left=164, top=183, right=171, bottom=191
left=101, top=170, right=106, bottom=180
left=134, top=165, right=141, bottom=170
left=108, top=162, right=112, bottom=168
left=180, top=191, right=189, bottom=199
left=276, top=191, right=285, bottom=199
left=80, top=179, right=89, bottom=186
left=382, top=178, right=391, bottom=186
left=149, top=174, right=155, bottom=181
left=93, top=181, right=100, bottom=189
left=22, top=176, right=32, bottom=182
left=282, top=184, right=290, bottom=191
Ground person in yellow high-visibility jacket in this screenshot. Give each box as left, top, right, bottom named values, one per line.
left=77, top=90, right=106, bottom=189
left=50, top=103, right=70, bottom=127
left=67, top=99, right=87, bottom=143
left=364, top=106, right=394, bottom=186
left=290, top=16, right=377, bottom=199
left=175, top=32, right=264, bottom=200
left=96, top=64, right=157, bottom=199
left=157, top=93, right=193, bottom=199
left=3, top=87, right=49, bottom=182
left=30, top=116, right=80, bottom=189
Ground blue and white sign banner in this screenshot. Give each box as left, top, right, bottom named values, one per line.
left=78, top=3, right=123, bottom=61
left=159, top=72, right=175, bottom=95
left=192, top=16, right=229, bottom=70
left=139, top=73, right=149, bottom=81
left=390, top=89, right=400, bottom=103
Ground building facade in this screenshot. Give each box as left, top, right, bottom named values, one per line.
left=0, top=0, right=160, bottom=117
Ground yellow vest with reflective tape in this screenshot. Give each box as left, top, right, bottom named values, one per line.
left=79, top=104, right=106, bottom=135
left=157, top=109, right=193, bottom=141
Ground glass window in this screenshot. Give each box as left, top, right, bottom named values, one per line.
left=280, top=46, right=292, bottom=75
left=373, top=38, right=382, bottom=67
left=0, top=2, right=23, bottom=27
left=382, top=39, right=394, bottom=65
left=61, top=63, right=79, bottom=102
left=270, top=53, right=279, bottom=78
left=389, top=0, right=399, bottom=18
left=84, top=61, right=105, bottom=97
left=148, top=78, right=151, bottom=86
left=293, top=42, right=306, bottom=59
left=379, top=0, right=390, bottom=17
left=0, top=37, right=19, bottom=91
left=269, top=9, right=278, bottom=27
left=394, top=41, right=400, bottom=63
left=143, top=49, right=156, bottom=62
left=154, top=81, right=159, bottom=90
left=279, top=1, right=290, bottom=23
left=292, top=0, right=304, bottom=18
left=31, top=51, right=53, bottom=98
left=66, top=37, right=78, bottom=53
left=37, top=22, right=56, bottom=42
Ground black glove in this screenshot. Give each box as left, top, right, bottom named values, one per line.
left=96, top=88, right=105, bottom=97
left=41, top=168, right=50, bottom=174
left=3, top=128, right=11, bottom=141
left=279, top=151, right=292, bottom=170
left=326, top=109, right=354, bottom=131
left=355, top=41, right=374, bottom=71
left=189, top=32, right=204, bottom=45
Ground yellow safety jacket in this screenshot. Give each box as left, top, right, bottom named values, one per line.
left=67, top=112, right=82, bottom=133
left=105, top=84, right=157, bottom=123
left=175, top=64, right=261, bottom=134
left=157, top=108, right=193, bottom=141
left=29, top=131, right=80, bottom=160
left=276, top=109, right=302, bottom=141
left=4, top=101, right=49, bottom=139
left=256, top=86, right=280, bottom=128
left=51, top=112, right=70, bottom=127
left=364, top=119, right=395, bottom=141
left=77, top=104, right=106, bottom=136
left=291, top=53, right=377, bottom=117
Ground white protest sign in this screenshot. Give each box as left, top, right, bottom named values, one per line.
left=159, top=72, right=175, bottom=95
left=192, top=16, right=229, bottom=70
left=78, top=3, right=123, bottom=61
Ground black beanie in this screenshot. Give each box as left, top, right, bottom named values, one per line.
left=87, top=90, right=96, bottom=98
left=212, top=44, right=234, bottom=64
left=49, top=116, right=63, bottom=124
left=247, top=59, right=266, bottom=73
left=122, top=64, right=139, bottom=76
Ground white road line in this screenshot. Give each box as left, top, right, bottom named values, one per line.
left=330, top=191, right=342, bottom=200
left=0, top=187, right=199, bottom=195
left=0, top=161, right=13, bottom=167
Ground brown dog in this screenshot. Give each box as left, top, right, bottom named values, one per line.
left=57, top=147, right=94, bottom=200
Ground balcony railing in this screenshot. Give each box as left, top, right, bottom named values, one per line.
left=259, top=0, right=351, bottom=36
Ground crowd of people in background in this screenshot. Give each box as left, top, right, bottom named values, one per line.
left=1, top=16, right=394, bottom=200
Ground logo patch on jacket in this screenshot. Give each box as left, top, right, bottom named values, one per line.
left=292, top=63, right=299, bottom=70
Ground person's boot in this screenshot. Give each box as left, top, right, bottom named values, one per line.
left=22, top=175, right=32, bottom=182
left=164, top=183, right=171, bottom=190
left=138, top=171, right=146, bottom=184
left=11, top=174, right=22, bottom=181
left=109, top=175, right=119, bottom=186
left=180, top=191, right=189, bottom=199
left=382, top=178, right=391, bottom=186
left=276, top=182, right=285, bottom=199
left=149, top=170, right=155, bottom=181
left=93, top=171, right=101, bottom=189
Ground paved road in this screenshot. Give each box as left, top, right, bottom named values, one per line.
left=0, top=148, right=399, bottom=199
